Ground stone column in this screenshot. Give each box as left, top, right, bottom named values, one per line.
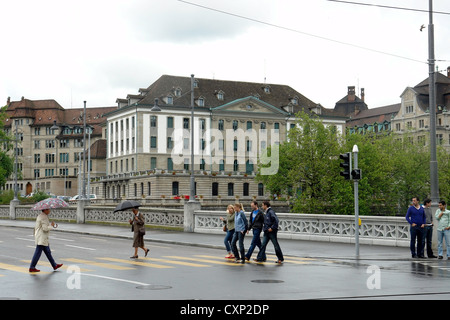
left=9, top=199, right=20, bottom=220
left=184, top=201, right=201, bottom=232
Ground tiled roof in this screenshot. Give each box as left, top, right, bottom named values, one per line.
left=3, top=98, right=117, bottom=136
left=116, top=74, right=319, bottom=114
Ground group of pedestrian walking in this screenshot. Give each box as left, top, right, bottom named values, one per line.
left=220, top=200, right=284, bottom=264
left=406, top=196, right=450, bottom=259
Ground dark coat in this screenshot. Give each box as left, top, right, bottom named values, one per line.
left=263, top=207, right=279, bottom=232
left=249, top=208, right=264, bottom=230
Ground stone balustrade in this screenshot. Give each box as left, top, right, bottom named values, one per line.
left=0, top=205, right=410, bottom=247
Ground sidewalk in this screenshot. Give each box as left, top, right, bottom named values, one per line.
left=0, top=219, right=409, bottom=261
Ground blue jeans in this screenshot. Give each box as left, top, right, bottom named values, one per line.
left=409, top=225, right=424, bottom=257
left=30, top=245, right=57, bottom=269
left=224, top=229, right=235, bottom=253
left=437, top=229, right=450, bottom=257
left=422, top=225, right=435, bottom=257
left=231, top=231, right=245, bottom=260
left=245, top=228, right=262, bottom=260
left=257, top=230, right=283, bottom=262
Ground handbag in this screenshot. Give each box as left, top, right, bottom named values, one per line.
left=139, top=227, right=146, bottom=236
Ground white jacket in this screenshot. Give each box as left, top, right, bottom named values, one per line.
left=34, top=212, right=52, bottom=246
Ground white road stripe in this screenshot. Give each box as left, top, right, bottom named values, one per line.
left=80, top=273, right=149, bottom=286
left=16, top=237, right=35, bottom=242
left=65, top=244, right=96, bottom=251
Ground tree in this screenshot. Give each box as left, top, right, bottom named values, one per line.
left=256, top=112, right=445, bottom=216
left=0, top=105, right=14, bottom=188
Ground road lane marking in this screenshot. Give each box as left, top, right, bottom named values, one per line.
left=195, top=255, right=311, bottom=265
left=61, top=258, right=135, bottom=270
left=65, top=245, right=96, bottom=251
left=0, top=262, right=50, bottom=274
left=16, top=237, right=35, bottom=242
left=143, top=257, right=210, bottom=268
left=97, top=257, right=174, bottom=269
left=164, top=255, right=244, bottom=266
left=21, top=260, right=93, bottom=272
left=79, top=273, right=149, bottom=286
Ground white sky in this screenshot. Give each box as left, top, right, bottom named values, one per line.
left=1, top=0, right=449, bottom=110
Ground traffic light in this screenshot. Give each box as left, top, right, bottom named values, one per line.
left=351, top=168, right=361, bottom=180
left=339, top=152, right=351, bottom=180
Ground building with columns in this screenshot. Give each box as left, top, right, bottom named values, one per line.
left=95, top=75, right=347, bottom=201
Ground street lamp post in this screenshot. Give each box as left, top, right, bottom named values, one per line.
left=82, top=101, right=87, bottom=200
left=189, top=74, right=197, bottom=203
left=428, top=0, right=439, bottom=205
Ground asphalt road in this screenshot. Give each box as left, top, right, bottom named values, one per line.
left=2, top=225, right=450, bottom=303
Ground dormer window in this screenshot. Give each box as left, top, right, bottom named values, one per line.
left=196, top=96, right=205, bottom=107
left=174, top=87, right=182, bottom=97
left=263, top=86, right=271, bottom=94
left=193, top=80, right=199, bottom=88
left=216, top=90, right=225, bottom=101
left=167, top=96, right=173, bottom=105
left=291, top=97, right=298, bottom=105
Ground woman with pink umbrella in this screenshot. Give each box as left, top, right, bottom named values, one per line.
left=28, top=198, right=67, bottom=273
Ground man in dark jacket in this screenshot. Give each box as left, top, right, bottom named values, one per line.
left=255, top=201, right=284, bottom=264
left=245, top=201, right=264, bottom=261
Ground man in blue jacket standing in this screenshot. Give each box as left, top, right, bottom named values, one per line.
left=406, top=196, right=426, bottom=258
left=255, top=201, right=284, bottom=264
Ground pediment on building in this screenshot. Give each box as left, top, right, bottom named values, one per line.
left=210, top=96, right=289, bottom=116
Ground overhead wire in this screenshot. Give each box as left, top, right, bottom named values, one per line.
left=326, top=0, right=450, bottom=15
left=177, top=0, right=427, bottom=64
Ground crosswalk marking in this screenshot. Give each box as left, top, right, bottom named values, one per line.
left=0, top=262, right=50, bottom=274
left=0, top=253, right=328, bottom=280
left=61, top=258, right=135, bottom=270
left=97, top=257, right=174, bottom=269
left=195, top=255, right=312, bottom=265
left=143, top=257, right=210, bottom=268
left=21, top=260, right=93, bottom=272
left=164, top=255, right=244, bottom=266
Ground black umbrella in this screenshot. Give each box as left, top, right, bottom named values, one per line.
left=113, top=200, right=142, bottom=212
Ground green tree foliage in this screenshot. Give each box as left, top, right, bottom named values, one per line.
left=0, top=105, right=14, bottom=187
left=257, top=112, right=448, bottom=216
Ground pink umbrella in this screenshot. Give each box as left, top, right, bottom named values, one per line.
left=31, top=198, right=69, bottom=211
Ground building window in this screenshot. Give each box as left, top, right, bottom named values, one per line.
left=243, top=183, right=249, bottom=197
left=232, top=120, right=238, bottom=131
left=212, top=182, right=219, bottom=196
left=150, top=116, right=157, bottom=127
left=228, top=183, right=234, bottom=196
left=258, top=183, right=264, bottom=197
left=151, top=157, right=157, bottom=169
left=246, top=160, right=254, bottom=174
left=167, top=158, right=173, bottom=171
left=246, top=121, right=252, bottom=130
left=172, top=182, right=179, bottom=196
left=218, top=119, right=224, bottom=131
left=233, top=160, right=239, bottom=172
left=151, top=136, right=157, bottom=148
left=183, top=118, right=190, bottom=129
left=167, top=117, right=174, bottom=128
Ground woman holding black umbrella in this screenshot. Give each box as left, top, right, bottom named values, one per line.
left=129, top=207, right=149, bottom=259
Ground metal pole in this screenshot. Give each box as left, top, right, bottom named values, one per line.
left=189, top=74, right=196, bottom=202
left=353, top=144, right=359, bottom=258
left=87, top=129, right=91, bottom=199
left=13, top=120, right=18, bottom=200
left=82, top=101, right=87, bottom=199
left=428, top=0, right=439, bottom=205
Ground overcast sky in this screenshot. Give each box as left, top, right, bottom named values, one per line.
left=1, top=0, right=449, bottom=110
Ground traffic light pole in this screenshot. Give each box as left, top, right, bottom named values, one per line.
left=352, top=145, right=359, bottom=259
